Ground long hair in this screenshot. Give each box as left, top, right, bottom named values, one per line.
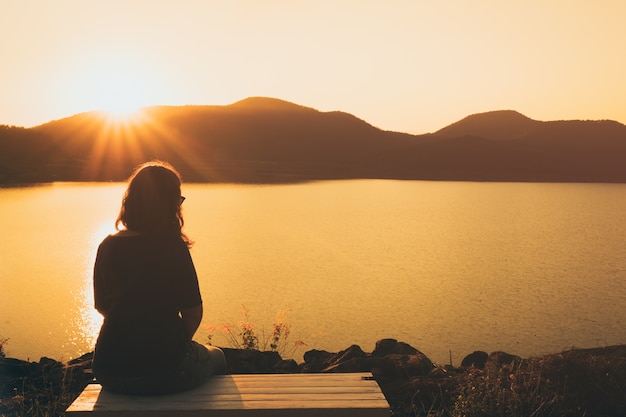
left=116, top=161, right=192, bottom=247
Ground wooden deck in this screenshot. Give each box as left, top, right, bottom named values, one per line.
left=65, top=372, right=390, bottom=416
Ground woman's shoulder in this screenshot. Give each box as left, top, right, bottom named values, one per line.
left=98, top=230, right=141, bottom=248
left=100, top=230, right=185, bottom=248
left=111, top=230, right=142, bottom=238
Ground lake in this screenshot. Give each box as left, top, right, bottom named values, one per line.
left=1, top=180, right=625, bottom=366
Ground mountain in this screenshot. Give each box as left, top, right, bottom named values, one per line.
left=434, top=109, right=626, bottom=143
left=1, top=97, right=626, bottom=184
left=434, top=110, right=542, bottom=140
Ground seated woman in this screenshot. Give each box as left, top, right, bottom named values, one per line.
left=92, top=160, right=225, bottom=395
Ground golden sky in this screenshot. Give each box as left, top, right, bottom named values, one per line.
left=1, top=0, right=624, bottom=134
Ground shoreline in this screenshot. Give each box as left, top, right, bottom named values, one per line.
left=2, top=339, right=625, bottom=416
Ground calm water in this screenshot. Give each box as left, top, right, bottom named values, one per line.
left=1, top=180, right=625, bottom=365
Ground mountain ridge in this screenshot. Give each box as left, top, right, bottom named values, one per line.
left=1, top=97, right=625, bottom=184
left=434, top=110, right=542, bottom=140
left=434, top=109, right=626, bottom=142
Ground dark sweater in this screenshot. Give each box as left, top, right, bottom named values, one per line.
left=92, top=233, right=201, bottom=377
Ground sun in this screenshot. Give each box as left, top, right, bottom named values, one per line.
left=73, top=52, right=159, bottom=123
left=102, top=105, right=146, bottom=124
left=102, top=101, right=144, bottom=120
left=93, top=73, right=150, bottom=122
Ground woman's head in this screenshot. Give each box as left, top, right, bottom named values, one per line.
left=116, top=161, right=191, bottom=245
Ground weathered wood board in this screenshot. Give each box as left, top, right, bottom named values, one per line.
left=66, top=372, right=390, bottom=417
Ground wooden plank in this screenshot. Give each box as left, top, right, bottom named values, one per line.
left=74, top=375, right=385, bottom=394
left=68, top=384, right=388, bottom=407
left=70, top=406, right=389, bottom=417
left=74, top=373, right=384, bottom=392
left=71, top=394, right=387, bottom=407
left=73, top=391, right=385, bottom=399
left=66, top=373, right=390, bottom=417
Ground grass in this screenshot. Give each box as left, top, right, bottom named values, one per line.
left=206, top=306, right=307, bottom=359
left=0, top=360, right=83, bottom=417
left=399, top=345, right=626, bottom=417
left=0, top=338, right=92, bottom=417
left=450, top=363, right=560, bottom=417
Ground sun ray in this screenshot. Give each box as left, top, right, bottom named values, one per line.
left=76, top=110, right=152, bottom=181
left=57, top=103, right=227, bottom=185
left=134, top=108, right=225, bottom=182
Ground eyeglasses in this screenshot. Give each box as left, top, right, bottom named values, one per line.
left=180, top=196, right=186, bottom=205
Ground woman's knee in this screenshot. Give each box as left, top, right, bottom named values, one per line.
left=205, top=345, right=226, bottom=375
left=183, top=342, right=226, bottom=376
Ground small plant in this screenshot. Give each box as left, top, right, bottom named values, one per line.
left=239, top=307, right=259, bottom=350
left=207, top=306, right=307, bottom=359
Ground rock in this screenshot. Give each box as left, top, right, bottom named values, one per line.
left=300, top=345, right=368, bottom=373
left=38, top=357, right=64, bottom=385
left=273, top=359, right=298, bottom=373
left=0, top=357, right=31, bottom=394
left=385, top=352, right=434, bottom=377
left=300, top=349, right=335, bottom=372
left=221, top=348, right=282, bottom=374
left=300, top=340, right=434, bottom=379
left=323, top=345, right=366, bottom=369
left=362, top=357, right=399, bottom=378
left=428, top=366, right=449, bottom=379
left=487, top=351, right=522, bottom=369
left=461, top=350, right=489, bottom=369
left=323, top=356, right=370, bottom=373
left=68, top=351, right=93, bottom=366
left=371, top=339, right=434, bottom=377
left=372, top=339, right=418, bottom=356
left=371, top=340, right=434, bottom=378
left=0, top=357, right=33, bottom=379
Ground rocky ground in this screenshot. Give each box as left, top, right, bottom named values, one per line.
left=1, top=339, right=625, bottom=416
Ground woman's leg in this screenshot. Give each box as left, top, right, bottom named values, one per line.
left=94, top=343, right=226, bottom=395
left=172, top=342, right=226, bottom=392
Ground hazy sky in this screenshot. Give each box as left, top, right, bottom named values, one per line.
left=1, top=0, right=624, bottom=134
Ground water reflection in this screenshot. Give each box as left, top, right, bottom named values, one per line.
left=71, top=286, right=102, bottom=353
left=1, top=181, right=626, bottom=365
left=78, top=221, right=118, bottom=350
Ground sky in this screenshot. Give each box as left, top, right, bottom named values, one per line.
left=1, top=0, right=625, bottom=134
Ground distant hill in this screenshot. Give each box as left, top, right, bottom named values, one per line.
left=434, top=109, right=626, bottom=142
left=1, top=97, right=626, bottom=184
left=434, top=110, right=542, bottom=140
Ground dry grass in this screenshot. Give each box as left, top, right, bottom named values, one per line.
left=396, top=345, right=626, bottom=417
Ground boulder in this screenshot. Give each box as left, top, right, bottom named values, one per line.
left=300, top=345, right=367, bottom=373
left=382, top=352, right=434, bottom=378
left=461, top=350, right=488, bottom=369
left=221, top=348, right=282, bottom=374
left=372, top=339, right=418, bottom=356
left=300, top=340, right=434, bottom=378
left=323, top=345, right=367, bottom=370
left=487, top=351, right=522, bottom=369
left=300, top=349, right=334, bottom=372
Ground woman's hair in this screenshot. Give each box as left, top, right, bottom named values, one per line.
left=116, top=161, right=192, bottom=247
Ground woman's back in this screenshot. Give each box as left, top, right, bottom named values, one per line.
left=93, top=233, right=201, bottom=377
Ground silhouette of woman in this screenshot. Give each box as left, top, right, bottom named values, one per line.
left=92, top=160, right=225, bottom=395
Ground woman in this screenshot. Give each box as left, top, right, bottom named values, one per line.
left=92, top=161, right=225, bottom=395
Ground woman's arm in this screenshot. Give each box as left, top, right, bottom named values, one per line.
left=180, top=304, right=203, bottom=340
